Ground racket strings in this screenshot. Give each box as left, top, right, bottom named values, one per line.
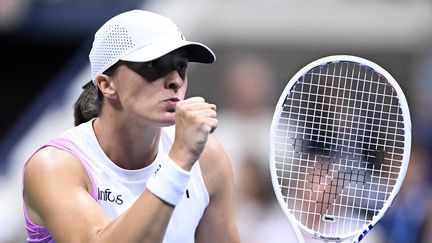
left=274, top=61, right=405, bottom=236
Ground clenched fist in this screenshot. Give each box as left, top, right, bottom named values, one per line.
left=169, top=97, right=218, bottom=170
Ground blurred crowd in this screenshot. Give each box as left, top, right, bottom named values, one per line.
left=214, top=55, right=293, bottom=243
left=213, top=54, right=432, bottom=243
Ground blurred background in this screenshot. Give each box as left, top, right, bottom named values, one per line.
left=0, top=0, right=431, bottom=242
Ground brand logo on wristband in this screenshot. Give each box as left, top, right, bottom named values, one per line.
left=98, top=188, right=124, bottom=205
left=154, top=164, right=162, bottom=176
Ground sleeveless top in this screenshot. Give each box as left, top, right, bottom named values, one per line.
left=23, top=119, right=210, bottom=243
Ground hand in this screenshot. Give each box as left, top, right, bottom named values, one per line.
left=169, top=97, right=218, bottom=170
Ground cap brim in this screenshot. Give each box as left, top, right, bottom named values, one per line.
left=120, top=40, right=215, bottom=64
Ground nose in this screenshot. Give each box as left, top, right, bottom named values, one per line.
left=165, top=70, right=185, bottom=91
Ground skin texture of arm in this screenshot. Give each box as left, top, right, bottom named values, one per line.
left=195, top=136, right=241, bottom=243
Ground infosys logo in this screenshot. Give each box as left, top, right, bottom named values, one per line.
left=98, top=188, right=123, bottom=205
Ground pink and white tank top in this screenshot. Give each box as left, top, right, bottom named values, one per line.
left=23, top=119, right=210, bottom=243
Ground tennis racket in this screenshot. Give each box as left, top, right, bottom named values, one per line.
left=269, top=55, right=411, bottom=243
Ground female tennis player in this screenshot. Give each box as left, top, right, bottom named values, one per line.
left=22, top=10, right=240, bottom=243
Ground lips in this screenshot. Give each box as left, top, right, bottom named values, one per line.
left=164, top=97, right=179, bottom=112
left=166, top=97, right=179, bottom=102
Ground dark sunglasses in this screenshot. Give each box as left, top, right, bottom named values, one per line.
left=122, top=52, right=189, bottom=81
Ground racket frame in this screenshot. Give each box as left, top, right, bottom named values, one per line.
left=269, top=55, right=412, bottom=242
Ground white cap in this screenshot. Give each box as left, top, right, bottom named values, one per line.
left=89, top=10, right=216, bottom=82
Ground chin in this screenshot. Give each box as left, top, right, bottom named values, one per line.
left=161, top=114, right=176, bottom=126
left=160, top=121, right=175, bottom=128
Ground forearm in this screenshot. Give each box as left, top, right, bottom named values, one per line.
left=94, top=190, right=174, bottom=243
left=93, top=153, right=194, bottom=242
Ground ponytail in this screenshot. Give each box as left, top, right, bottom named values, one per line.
left=74, top=61, right=122, bottom=126
left=73, top=81, right=102, bottom=126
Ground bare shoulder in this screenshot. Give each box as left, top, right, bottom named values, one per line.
left=24, top=146, right=91, bottom=197
left=24, top=146, right=88, bottom=184
left=24, top=146, right=92, bottom=224
left=199, top=135, right=234, bottom=197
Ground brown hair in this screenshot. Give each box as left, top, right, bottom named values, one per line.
left=73, top=81, right=103, bottom=126
left=73, top=62, right=122, bottom=126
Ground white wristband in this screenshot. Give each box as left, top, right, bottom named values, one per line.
left=146, top=155, right=192, bottom=206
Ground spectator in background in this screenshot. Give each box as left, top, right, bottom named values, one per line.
left=215, top=54, right=275, bottom=173
left=215, top=55, right=296, bottom=243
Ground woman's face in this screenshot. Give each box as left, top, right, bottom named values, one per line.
left=109, top=48, right=189, bottom=127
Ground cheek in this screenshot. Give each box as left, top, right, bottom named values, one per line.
left=118, top=84, right=151, bottom=108
left=179, top=80, right=188, bottom=98
left=179, top=87, right=187, bottom=99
